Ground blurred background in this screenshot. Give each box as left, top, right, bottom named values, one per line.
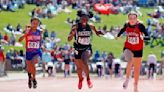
left=0, top=0, right=163, bottom=82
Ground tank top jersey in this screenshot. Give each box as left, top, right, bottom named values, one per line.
left=124, top=23, right=144, bottom=51
left=75, top=23, right=92, bottom=45
left=25, top=29, right=41, bottom=52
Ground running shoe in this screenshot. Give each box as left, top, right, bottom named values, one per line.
left=33, top=79, right=37, bottom=89
left=87, top=79, right=93, bottom=88
left=123, top=79, right=129, bottom=89
left=78, top=77, right=84, bottom=90
left=28, top=79, right=32, bottom=89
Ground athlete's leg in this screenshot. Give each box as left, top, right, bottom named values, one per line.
left=81, top=50, right=92, bottom=80
left=26, top=60, right=33, bottom=88
left=74, top=59, right=83, bottom=80
left=74, top=59, right=84, bottom=89
left=133, top=57, right=142, bottom=92
left=31, top=56, right=40, bottom=88
left=126, top=61, right=133, bottom=79
left=123, top=58, right=133, bottom=89
left=123, top=49, right=134, bottom=89
left=81, top=50, right=93, bottom=88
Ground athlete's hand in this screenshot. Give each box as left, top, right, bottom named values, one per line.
left=115, top=34, right=119, bottom=40
left=96, top=31, right=103, bottom=36
left=23, top=25, right=31, bottom=35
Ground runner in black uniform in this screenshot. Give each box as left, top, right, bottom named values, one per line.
left=68, top=9, right=103, bottom=90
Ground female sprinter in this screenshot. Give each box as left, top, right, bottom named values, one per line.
left=116, top=11, right=149, bottom=92
left=68, top=10, right=103, bottom=90
left=19, top=18, right=43, bottom=89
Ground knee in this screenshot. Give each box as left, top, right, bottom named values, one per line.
left=77, top=67, right=82, bottom=71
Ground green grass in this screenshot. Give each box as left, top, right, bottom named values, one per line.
left=0, top=5, right=163, bottom=61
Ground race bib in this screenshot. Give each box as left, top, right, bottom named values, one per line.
left=128, top=37, right=139, bottom=45
left=27, top=42, right=40, bottom=48
left=78, top=37, right=90, bottom=45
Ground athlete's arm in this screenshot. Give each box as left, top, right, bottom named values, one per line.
left=116, top=24, right=126, bottom=40
left=68, top=25, right=77, bottom=42
left=138, top=23, right=150, bottom=40
left=19, top=26, right=30, bottom=42
left=40, top=28, right=44, bottom=44
left=90, top=25, right=102, bottom=36
left=19, top=33, right=27, bottom=42
left=117, top=24, right=126, bottom=37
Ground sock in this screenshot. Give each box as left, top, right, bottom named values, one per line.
left=28, top=73, right=32, bottom=80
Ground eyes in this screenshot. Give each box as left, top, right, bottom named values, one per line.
left=31, top=20, right=40, bottom=26
left=128, top=15, right=137, bottom=21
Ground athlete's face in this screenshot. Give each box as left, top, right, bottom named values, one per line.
left=128, top=14, right=137, bottom=25
left=80, top=15, right=89, bottom=26
left=31, top=19, right=40, bottom=29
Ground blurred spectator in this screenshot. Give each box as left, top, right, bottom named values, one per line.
left=147, top=53, right=157, bottom=79
left=9, top=33, right=16, bottom=46
left=63, top=49, right=71, bottom=77
left=150, top=29, right=159, bottom=47
left=63, top=43, right=70, bottom=50
left=6, top=49, right=14, bottom=62
left=147, top=19, right=152, bottom=35
left=148, top=9, right=161, bottom=18
left=101, top=51, right=107, bottom=75
left=113, top=59, right=121, bottom=78
left=94, top=13, right=101, bottom=23
left=6, top=24, right=13, bottom=32
left=50, top=31, right=56, bottom=40
left=102, top=51, right=107, bottom=61
left=19, top=50, right=24, bottom=57
left=106, top=52, right=115, bottom=77
left=96, top=59, right=103, bottom=77
left=43, top=29, right=49, bottom=40
left=44, top=38, right=52, bottom=50
left=19, top=49, right=25, bottom=69
left=30, top=2, right=58, bottom=19
left=2, top=33, right=9, bottom=45
left=0, top=45, right=6, bottom=77
left=94, top=49, right=100, bottom=62
left=42, top=49, right=52, bottom=77
left=0, top=32, right=3, bottom=41
left=49, top=39, right=56, bottom=49
left=16, top=23, right=22, bottom=32
left=103, top=25, right=107, bottom=33
left=5, top=49, right=13, bottom=71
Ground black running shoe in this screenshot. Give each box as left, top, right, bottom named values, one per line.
left=33, top=79, right=37, bottom=89
left=28, top=79, right=32, bottom=89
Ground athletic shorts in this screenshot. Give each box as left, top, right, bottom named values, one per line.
left=108, top=64, right=112, bottom=69
left=26, top=51, right=42, bottom=61
left=74, top=42, right=92, bottom=59
left=97, top=65, right=102, bottom=69
left=64, top=59, right=70, bottom=65
left=123, top=48, right=143, bottom=57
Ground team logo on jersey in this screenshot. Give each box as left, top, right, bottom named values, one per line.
left=78, top=31, right=91, bottom=36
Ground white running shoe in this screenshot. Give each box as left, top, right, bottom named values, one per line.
left=123, top=79, right=129, bottom=89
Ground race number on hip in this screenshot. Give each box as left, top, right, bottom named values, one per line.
left=128, top=37, right=139, bottom=45
left=27, top=42, right=40, bottom=48
left=78, top=37, right=90, bottom=45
